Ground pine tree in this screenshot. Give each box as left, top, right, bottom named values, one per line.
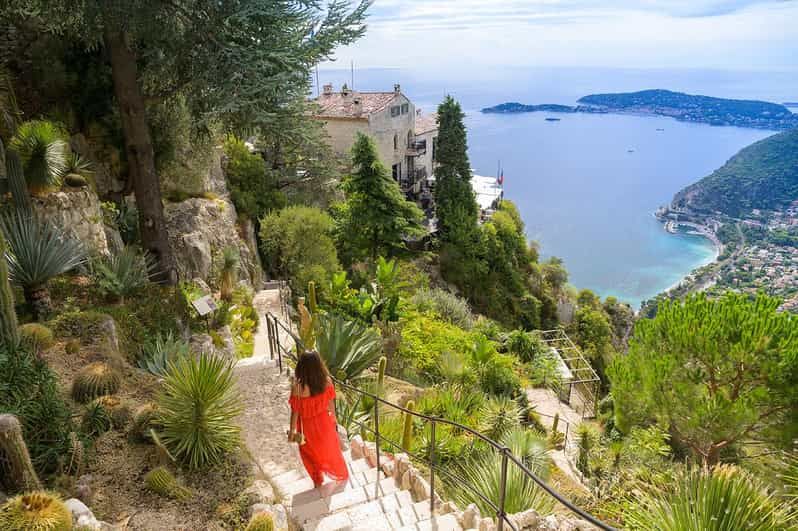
left=337, top=134, right=424, bottom=263
left=434, top=96, right=480, bottom=244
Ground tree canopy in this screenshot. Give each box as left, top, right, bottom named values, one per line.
left=608, top=292, right=798, bottom=465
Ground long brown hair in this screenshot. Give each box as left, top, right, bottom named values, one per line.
left=295, top=350, right=331, bottom=396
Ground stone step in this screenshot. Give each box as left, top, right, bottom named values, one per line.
left=292, top=476, right=401, bottom=524
left=395, top=513, right=462, bottom=531
left=304, top=490, right=416, bottom=531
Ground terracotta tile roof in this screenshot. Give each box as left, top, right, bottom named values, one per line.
left=312, top=91, right=398, bottom=119
left=414, top=113, right=438, bottom=135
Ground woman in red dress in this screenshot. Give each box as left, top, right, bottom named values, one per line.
left=288, top=350, right=349, bottom=487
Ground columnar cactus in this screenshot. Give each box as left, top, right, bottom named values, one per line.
left=0, top=413, right=41, bottom=492
left=402, top=400, right=415, bottom=451
left=71, top=362, right=121, bottom=403
left=377, top=356, right=387, bottom=389
left=0, top=232, right=20, bottom=349
left=64, top=431, right=84, bottom=477
left=144, top=467, right=191, bottom=499
left=0, top=491, right=72, bottom=531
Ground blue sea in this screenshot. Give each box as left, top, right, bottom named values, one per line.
left=318, top=66, right=795, bottom=307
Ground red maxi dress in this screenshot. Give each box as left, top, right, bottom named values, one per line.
left=288, top=383, right=349, bottom=485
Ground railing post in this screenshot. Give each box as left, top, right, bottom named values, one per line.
left=374, top=397, right=380, bottom=473
left=497, top=447, right=509, bottom=531
left=429, top=418, right=436, bottom=515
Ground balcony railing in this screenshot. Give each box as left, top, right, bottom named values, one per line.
left=406, top=139, right=427, bottom=156
left=263, top=310, right=616, bottom=531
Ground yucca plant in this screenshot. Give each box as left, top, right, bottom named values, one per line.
left=157, top=352, right=242, bottom=468
left=478, top=396, right=525, bottom=441
left=219, top=247, right=239, bottom=302
left=91, top=245, right=154, bottom=303
left=63, top=152, right=93, bottom=188
left=0, top=491, right=73, bottom=531
left=448, top=427, right=554, bottom=516
left=0, top=211, right=86, bottom=319
left=8, top=120, right=68, bottom=195
left=314, top=312, right=383, bottom=380
left=138, top=331, right=190, bottom=377
left=624, top=464, right=793, bottom=530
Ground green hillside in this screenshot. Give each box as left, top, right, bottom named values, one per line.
left=673, top=128, right=798, bottom=217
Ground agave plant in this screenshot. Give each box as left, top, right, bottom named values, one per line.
left=138, top=331, right=190, bottom=377
left=157, top=352, right=242, bottom=468
left=8, top=120, right=68, bottom=194
left=478, top=396, right=525, bottom=441
left=624, top=464, right=793, bottom=531
left=0, top=211, right=86, bottom=318
left=219, top=247, right=239, bottom=302
left=91, top=245, right=154, bottom=303
left=314, top=312, right=383, bottom=380
left=448, top=427, right=554, bottom=516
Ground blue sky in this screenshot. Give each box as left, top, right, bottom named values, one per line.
left=325, top=0, right=798, bottom=71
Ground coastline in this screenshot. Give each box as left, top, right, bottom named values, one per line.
left=655, top=217, right=721, bottom=296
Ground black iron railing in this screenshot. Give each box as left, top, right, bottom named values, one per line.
left=264, top=311, right=615, bottom=531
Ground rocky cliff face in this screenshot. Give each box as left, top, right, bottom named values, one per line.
left=163, top=150, right=263, bottom=287
left=32, top=187, right=120, bottom=257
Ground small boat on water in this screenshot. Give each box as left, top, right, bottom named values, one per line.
left=545, top=117, right=561, bottom=122
left=656, top=128, right=665, bottom=131
left=627, top=149, right=635, bottom=153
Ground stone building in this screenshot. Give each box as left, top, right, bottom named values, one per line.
left=311, top=83, right=437, bottom=209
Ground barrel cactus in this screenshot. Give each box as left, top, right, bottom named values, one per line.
left=94, top=396, right=132, bottom=430
left=144, top=467, right=191, bottom=499
left=71, top=362, right=121, bottom=403
left=0, top=491, right=73, bottom=531
left=64, top=339, right=80, bottom=356
left=19, top=323, right=55, bottom=351
left=245, top=512, right=275, bottom=531
left=129, top=403, right=160, bottom=442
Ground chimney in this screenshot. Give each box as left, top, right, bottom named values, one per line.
left=352, top=95, right=362, bottom=116
left=394, top=83, right=401, bottom=93
left=322, top=83, right=333, bottom=96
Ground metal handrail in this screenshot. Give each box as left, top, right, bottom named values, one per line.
left=265, top=311, right=615, bottom=531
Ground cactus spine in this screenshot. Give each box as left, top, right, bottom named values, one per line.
left=245, top=512, right=275, bottom=531
left=0, top=413, right=41, bottom=492
left=0, top=491, right=72, bottom=531
left=0, top=232, right=20, bottom=349
left=144, top=466, right=191, bottom=499
left=402, top=400, right=415, bottom=451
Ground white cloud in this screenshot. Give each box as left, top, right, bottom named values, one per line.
left=323, top=0, right=798, bottom=70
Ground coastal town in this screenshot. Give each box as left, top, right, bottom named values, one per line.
left=654, top=200, right=798, bottom=312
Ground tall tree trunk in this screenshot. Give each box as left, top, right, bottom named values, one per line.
left=0, top=414, right=41, bottom=493
left=104, top=29, right=177, bottom=284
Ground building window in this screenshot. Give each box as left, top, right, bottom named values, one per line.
left=391, top=105, right=400, bottom=117
left=401, top=103, right=409, bottom=115
left=392, top=163, right=401, bottom=181
left=393, top=134, right=398, bottom=150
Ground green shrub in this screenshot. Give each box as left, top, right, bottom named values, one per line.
left=138, top=331, right=189, bottom=377
left=314, top=313, right=383, bottom=380
left=397, top=310, right=475, bottom=380
left=91, top=246, right=153, bottom=302
left=0, top=347, right=74, bottom=474
left=259, top=205, right=340, bottom=296
left=218, top=247, right=239, bottom=303
left=0, top=491, right=73, bottom=531
left=19, top=323, right=55, bottom=351
left=223, top=136, right=285, bottom=220
left=157, top=352, right=242, bottom=468
left=71, top=362, right=121, bottom=403
left=411, top=287, right=474, bottom=329
left=144, top=466, right=192, bottom=499
left=479, top=354, right=521, bottom=398
left=503, top=329, right=547, bottom=363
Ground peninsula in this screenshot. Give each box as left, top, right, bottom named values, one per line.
left=482, top=89, right=798, bottom=130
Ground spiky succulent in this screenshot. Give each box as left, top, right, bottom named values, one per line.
left=81, top=401, right=111, bottom=437
left=156, top=352, right=242, bottom=468
left=245, top=512, right=275, bottom=531
left=138, top=331, right=189, bottom=377
left=219, top=247, right=239, bottom=303
left=0, top=491, right=73, bottom=531
left=71, top=362, right=121, bottom=403
left=91, top=246, right=153, bottom=303
left=19, top=323, right=55, bottom=352
left=8, top=120, right=68, bottom=194
left=144, top=467, right=192, bottom=499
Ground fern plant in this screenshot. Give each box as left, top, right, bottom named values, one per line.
left=8, top=120, right=68, bottom=194
left=0, top=211, right=86, bottom=318
left=314, top=313, right=383, bottom=380
left=91, top=246, right=153, bottom=303
left=156, top=352, right=242, bottom=468
left=138, top=331, right=189, bottom=376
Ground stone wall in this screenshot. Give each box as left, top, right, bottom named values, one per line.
left=32, top=187, right=117, bottom=257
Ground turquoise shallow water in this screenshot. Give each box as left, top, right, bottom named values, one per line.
left=317, top=66, right=790, bottom=307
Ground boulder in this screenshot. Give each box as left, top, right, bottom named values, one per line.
left=32, top=188, right=118, bottom=257
left=64, top=498, right=111, bottom=530
left=243, top=479, right=275, bottom=505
